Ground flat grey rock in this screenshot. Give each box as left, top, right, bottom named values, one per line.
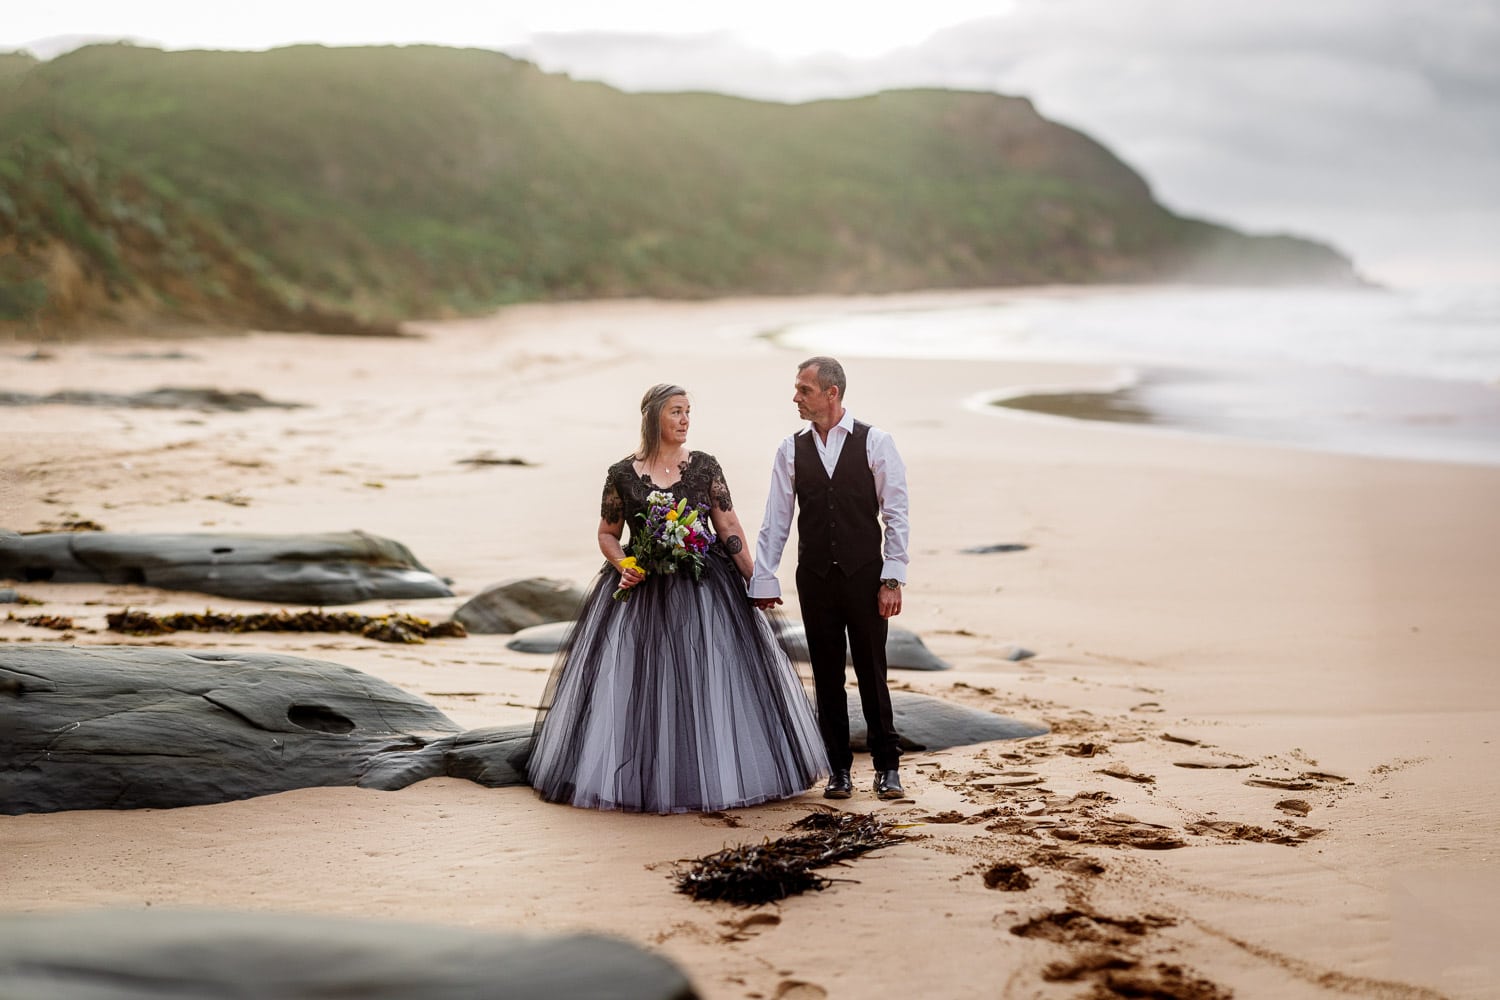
left=0, top=386, right=301, bottom=411
left=506, top=620, right=575, bottom=653
left=0, top=588, right=17, bottom=603
left=456, top=451, right=535, bottom=467
left=0, top=645, right=528, bottom=814
left=0, top=530, right=451, bottom=604
left=0, top=909, right=696, bottom=1000
left=860, top=691, right=1047, bottom=751
left=434, top=725, right=537, bottom=787
left=1, top=645, right=1041, bottom=815
left=961, top=543, right=1031, bottom=554
left=453, top=578, right=586, bottom=634
left=775, top=621, right=952, bottom=671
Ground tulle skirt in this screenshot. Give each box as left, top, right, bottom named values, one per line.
left=527, top=551, right=829, bottom=814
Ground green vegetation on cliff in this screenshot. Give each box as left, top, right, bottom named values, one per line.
left=0, top=43, right=1357, bottom=335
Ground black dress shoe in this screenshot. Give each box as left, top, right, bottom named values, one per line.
left=874, top=769, right=905, bottom=800
left=823, top=769, right=852, bottom=799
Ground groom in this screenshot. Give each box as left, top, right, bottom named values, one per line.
left=751, top=356, right=910, bottom=800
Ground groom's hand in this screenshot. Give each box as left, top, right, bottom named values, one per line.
left=752, top=597, right=782, bottom=610
left=878, top=587, right=902, bottom=618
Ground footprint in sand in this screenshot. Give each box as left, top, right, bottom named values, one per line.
left=720, top=912, right=780, bottom=942
left=982, top=862, right=1034, bottom=891
left=1173, top=759, right=1255, bottom=769
left=1244, top=772, right=1348, bottom=791
left=773, top=981, right=828, bottom=999
left=1052, top=824, right=1185, bottom=851
left=915, top=810, right=968, bottom=824
left=1185, top=820, right=1323, bottom=846
left=973, top=774, right=1047, bottom=788
left=1244, top=777, right=1317, bottom=790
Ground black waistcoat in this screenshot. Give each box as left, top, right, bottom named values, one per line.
left=795, top=421, right=882, bottom=577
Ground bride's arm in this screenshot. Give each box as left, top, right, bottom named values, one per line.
left=709, top=507, right=754, bottom=582
left=599, top=517, right=644, bottom=589
left=598, top=467, right=643, bottom=589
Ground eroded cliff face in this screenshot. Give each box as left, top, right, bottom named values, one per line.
left=1, top=44, right=1360, bottom=339
left=1, top=142, right=407, bottom=337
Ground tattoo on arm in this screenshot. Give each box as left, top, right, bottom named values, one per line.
left=724, top=535, right=743, bottom=555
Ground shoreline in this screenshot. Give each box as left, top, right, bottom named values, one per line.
left=760, top=283, right=1500, bottom=471
left=970, top=362, right=1500, bottom=469
left=3, top=289, right=1498, bottom=999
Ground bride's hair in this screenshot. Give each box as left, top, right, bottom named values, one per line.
left=637, top=383, right=689, bottom=463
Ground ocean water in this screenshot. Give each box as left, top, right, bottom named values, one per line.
left=776, top=286, right=1500, bottom=466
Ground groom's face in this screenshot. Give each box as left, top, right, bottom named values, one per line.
left=794, top=366, right=837, bottom=423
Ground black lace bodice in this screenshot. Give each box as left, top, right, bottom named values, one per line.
left=600, top=451, right=733, bottom=529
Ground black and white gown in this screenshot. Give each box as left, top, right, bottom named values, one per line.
left=527, top=451, right=828, bottom=814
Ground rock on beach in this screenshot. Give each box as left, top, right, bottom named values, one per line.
left=0, top=909, right=696, bottom=1000
left=872, top=691, right=1047, bottom=751
left=775, top=621, right=953, bottom=671
left=0, top=530, right=452, bottom=605
left=506, top=620, right=575, bottom=653
left=508, top=617, right=957, bottom=671
left=0, top=645, right=528, bottom=814
left=452, top=577, right=587, bottom=633
left=0, top=386, right=302, bottom=411
left=2, top=644, right=1041, bottom=814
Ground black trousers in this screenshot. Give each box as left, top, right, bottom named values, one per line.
left=796, top=560, right=902, bottom=772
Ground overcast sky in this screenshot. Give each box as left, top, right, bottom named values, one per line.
left=7, top=1, right=1498, bottom=288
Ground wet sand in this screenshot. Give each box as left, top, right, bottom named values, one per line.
left=991, top=363, right=1500, bottom=467
left=3, top=288, right=1498, bottom=999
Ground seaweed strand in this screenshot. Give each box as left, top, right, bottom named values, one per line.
left=105, top=608, right=466, bottom=644
left=675, top=811, right=905, bottom=906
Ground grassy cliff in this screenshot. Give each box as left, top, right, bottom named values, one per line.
left=0, top=43, right=1359, bottom=336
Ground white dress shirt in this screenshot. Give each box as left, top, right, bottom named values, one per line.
left=749, top=410, right=910, bottom=599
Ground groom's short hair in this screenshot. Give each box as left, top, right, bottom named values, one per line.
left=799, top=356, right=847, bottom=400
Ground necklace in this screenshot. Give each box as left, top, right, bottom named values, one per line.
left=646, top=450, right=684, bottom=483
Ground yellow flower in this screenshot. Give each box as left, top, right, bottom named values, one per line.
left=618, top=556, right=643, bottom=574
left=665, top=510, right=680, bottom=521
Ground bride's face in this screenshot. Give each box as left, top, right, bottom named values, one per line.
left=658, top=395, right=690, bottom=448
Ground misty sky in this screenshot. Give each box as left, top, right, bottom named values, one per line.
left=7, top=1, right=1498, bottom=288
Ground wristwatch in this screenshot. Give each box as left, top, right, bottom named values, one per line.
left=881, top=578, right=902, bottom=591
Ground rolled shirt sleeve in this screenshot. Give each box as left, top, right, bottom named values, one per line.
left=868, top=427, right=910, bottom=584
left=749, top=437, right=797, bottom=599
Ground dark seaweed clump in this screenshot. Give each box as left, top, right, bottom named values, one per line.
left=6, top=613, right=76, bottom=630
left=675, top=810, right=905, bottom=906
left=105, top=608, right=467, bottom=644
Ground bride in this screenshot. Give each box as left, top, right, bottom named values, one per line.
left=527, top=383, right=828, bottom=813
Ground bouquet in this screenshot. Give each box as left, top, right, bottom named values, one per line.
left=613, top=490, right=717, bottom=601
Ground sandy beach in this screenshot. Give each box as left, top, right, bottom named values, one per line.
left=3, top=288, right=1498, bottom=999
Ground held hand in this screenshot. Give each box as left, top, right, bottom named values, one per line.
left=617, top=566, right=647, bottom=590
left=877, top=586, right=902, bottom=619
left=751, top=596, right=783, bottom=610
